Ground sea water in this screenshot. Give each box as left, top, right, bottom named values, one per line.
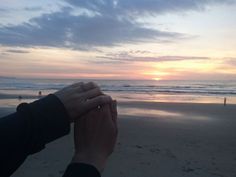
left=0, top=77, right=236, bottom=107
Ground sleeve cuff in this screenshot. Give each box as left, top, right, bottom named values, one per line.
left=63, top=163, right=101, bottom=177
left=17, top=94, right=70, bottom=154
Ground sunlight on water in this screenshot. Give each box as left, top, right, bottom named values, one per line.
left=118, top=107, right=212, bottom=121
left=0, top=79, right=236, bottom=106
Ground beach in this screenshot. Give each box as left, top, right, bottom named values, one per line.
left=1, top=101, right=235, bottom=177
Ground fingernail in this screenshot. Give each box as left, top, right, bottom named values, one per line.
left=112, top=100, right=117, bottom=115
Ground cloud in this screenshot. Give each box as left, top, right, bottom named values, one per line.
left=0, top=8, right=183, bottom=49
left=0, top=52, right=8, bottom=57
left=0, top=0, right=233, bottom=49
left=0, top=8, right=8, bottom=12
left=66, top=0, right=234, bottom=16
left=5, top=49, right=30, bottom=54
left=96, top=51, right=210, bottom=63
left=23, top=7, right=43, bottom=11
left=166, top=71, right=236, bottom=80
left=223, top=57, right=236, bottom=66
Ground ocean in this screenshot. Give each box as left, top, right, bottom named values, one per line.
left=0, top=77, right=236, bottom=107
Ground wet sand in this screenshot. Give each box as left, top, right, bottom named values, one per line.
left=1, top=101, right=236, bottom=177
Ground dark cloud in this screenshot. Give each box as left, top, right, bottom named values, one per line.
left=129, top=50, right=151, bottom=54
left=0, top=6, right=42, bottom=13
left=0, top=8, right=9, bottom=17
left=0, top=9, right=183, bottom=49
left=23, top=7, right=43, bottom=11
left=96, top=51, right=210, bottom=64
left=0, top=8, right=8, bottom=12
left=66, top=0, right=234, bottom=16
left=0, top=52, right=8, bottom=56
left=5, top=49, right=30, bottom=54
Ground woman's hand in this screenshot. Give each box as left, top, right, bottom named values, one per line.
left=72, top=101, right=118, bottom=173
left=54, top=82, right=112, bottom=122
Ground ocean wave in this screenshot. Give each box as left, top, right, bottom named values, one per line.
left=1, top=79, right=236, bottom=97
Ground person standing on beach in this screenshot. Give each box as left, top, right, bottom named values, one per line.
left=18, top=95, right=22, bottom=101
left=38, top=91, right=42, bottom=97
left=224, top=97, right=227, bottom=106
left=0, top=82, right=118, bottom=177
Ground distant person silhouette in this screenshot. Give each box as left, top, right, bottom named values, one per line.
left=224, top=97, right=227, bottom=106
left=18, top=95, right=22, bottom=101
left=38, top=91, right=42, bottom=97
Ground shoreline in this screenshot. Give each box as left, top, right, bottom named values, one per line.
left=1, top=90, right=236, bottom=105
left=0, top=93, right=41, bottom=99
left=1, top=100, right=235, bottom=177
left=118, top=100, right=236, bottom=118
left=1, top=100, right=236, bottom=117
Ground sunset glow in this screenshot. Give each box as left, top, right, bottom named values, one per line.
left=0, top=1, right=236, bottom=80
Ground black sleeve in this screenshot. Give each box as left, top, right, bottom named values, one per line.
left=63, top=163, right=101, bottom=177
left=0, top=94, right=70, bottom=177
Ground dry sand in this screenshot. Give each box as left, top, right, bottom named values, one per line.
left=1, top=101, right=236, bottom=177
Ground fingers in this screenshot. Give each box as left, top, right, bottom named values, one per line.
left=85, top=95, right=112, bottom=112
left=110, top=100, right=118, bottom=122
left=80, top=82, right=99, bottom=92
left=71, top=82, right=84, bottom=88
left=73, top=82, right=99, bottom=93
left=110, top=100, right=118, bottom=135
left=112, top=100, right=118, bottom=117
left=82, top=82, right=99, bottom=91
left=83, top=88, right=103, bottom=100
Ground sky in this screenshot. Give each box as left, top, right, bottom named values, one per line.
left=0, top=0, right=236, bottom=80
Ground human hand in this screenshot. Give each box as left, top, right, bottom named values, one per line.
left=72, top=101, right=118, bottom=173
left=54, top=82, right=112, bottom=122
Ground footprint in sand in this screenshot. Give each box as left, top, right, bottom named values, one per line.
left=140, top=161, right=151, bottom=166
left=135, top=145, right=143, bottom=149
left=164, top=149, right=177, bottom=159
left=182, top=160, right=203, bottom=174
left=137, top=144, right=161, bottom=154
left=58, top=170, right=64, bottom=174
left=210, top=172, right=225, bottom=177
left=149, top=147, right=160, bottom=153
left=182, top=166, right=195, bottom=173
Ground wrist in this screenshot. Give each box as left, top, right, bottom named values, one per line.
left=72, top=153, right=107, bottom=173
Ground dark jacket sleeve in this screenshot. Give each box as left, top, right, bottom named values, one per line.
left=0, top=94, right=70, bottom=177
left=63, top=163, right=101, bottom=177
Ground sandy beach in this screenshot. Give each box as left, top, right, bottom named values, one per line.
left=1, top=101, right=236, bottom=177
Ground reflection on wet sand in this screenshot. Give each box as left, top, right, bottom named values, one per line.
left=119, top=107, right=182, bottom=117
left=118, top=107, right=211, bottom=121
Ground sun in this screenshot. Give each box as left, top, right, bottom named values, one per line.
left=153, top=77, right=162, bottom=81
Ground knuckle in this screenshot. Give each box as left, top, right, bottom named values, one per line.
left=96, top=88, right=102, bottom=94
left=77, top=82, right=84, bottom=86
left=99, top=96, right=105, bottom=102
left=88, top=82, right=95, bottom=86
left=94, top=87, right=99, bottom=91
left=107, top=96, right=112, bottom=101
left=92, top=82, right=99, bottom=88
left=91, top=88, right=99, bottom=95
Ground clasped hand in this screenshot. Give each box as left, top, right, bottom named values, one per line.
left=55, top=82, right=118, bottom=173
